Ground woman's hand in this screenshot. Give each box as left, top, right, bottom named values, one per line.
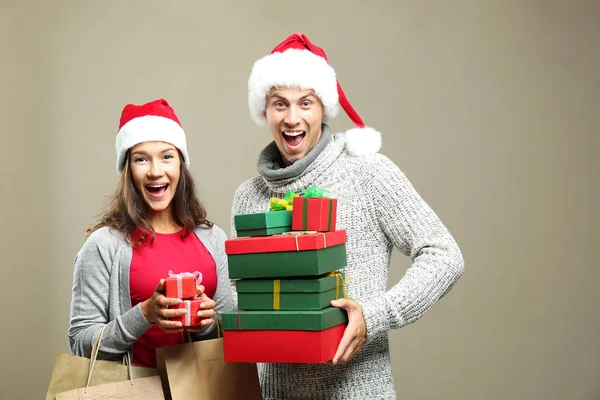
left=187, top=284, right=217, bottom=333
left=140, top=279, right=188, bottom=332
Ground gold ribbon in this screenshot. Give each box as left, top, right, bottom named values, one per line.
left=280, top=231, right=327, bottom=251
left=326, top=270, right=353, bottom=301
left=273, top=279, right=281, bottom=310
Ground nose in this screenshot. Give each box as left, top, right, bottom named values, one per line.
left=285, top=106, right=300, bottom=126
left=147, top=160, right=164, bottom=178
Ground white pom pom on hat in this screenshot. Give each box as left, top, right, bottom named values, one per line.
left=248, top=32, right=381, bottom=156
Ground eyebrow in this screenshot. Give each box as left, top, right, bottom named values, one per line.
left=270, top=92, right=317, bottom=101
left=130, top=148, right=176, bottom=157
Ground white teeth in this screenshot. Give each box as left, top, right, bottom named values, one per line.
left=147, top=184, right=167, bottom=188
left=283, top=131, right=305, bottom=137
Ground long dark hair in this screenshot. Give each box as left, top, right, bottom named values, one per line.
left=85, top=150, right=212, bottom=245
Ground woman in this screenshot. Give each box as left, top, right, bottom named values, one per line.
left=68, top=98, right=233, bottom=368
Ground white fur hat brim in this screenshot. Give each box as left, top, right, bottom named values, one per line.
left=248, top=48, right=339, bottom=125
left=115, top=115, right=189, bottom=174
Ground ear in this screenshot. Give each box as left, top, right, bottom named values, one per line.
left=344, top=127, right=382, bottom=157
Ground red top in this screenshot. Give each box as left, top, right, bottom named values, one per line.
left=129, top=228, right=217, bottom=367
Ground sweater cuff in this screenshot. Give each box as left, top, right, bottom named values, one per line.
left=360, top=296, right=393, bottom=344
left=121, top=303, right=154, bottom=339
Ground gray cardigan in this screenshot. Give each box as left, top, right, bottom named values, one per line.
left=68, top=224, right=234, bottom=360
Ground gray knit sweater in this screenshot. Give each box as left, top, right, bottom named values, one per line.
left=231, top=126, right=464, bottom=399
left=68, top=224, right=234, bottom=361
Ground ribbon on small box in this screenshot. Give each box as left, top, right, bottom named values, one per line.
left=167, top=270, right=203, bottom=299
left=184, top=300, right=192, bottom=326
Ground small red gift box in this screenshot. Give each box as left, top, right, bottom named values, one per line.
left=223, top=324, right=346, bottom=363
left=169, top=299, right=203, bottom=327
left=292, top=197, right=337, bottom=232
left=165, top=270, right=202, bottom=299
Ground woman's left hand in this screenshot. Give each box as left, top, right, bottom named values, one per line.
left=187, top=284, right=217, bottom=333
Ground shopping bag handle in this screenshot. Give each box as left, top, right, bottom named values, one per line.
left=85, top=326, right=135, bottom=393
left=216, top=311, right=223, bottom=338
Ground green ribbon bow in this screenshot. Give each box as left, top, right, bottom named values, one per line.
left=301, top=186, right=330, bottom=198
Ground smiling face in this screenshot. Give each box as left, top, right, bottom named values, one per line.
left=129, top=141, right=181, bottom=219
left=264, top=87, right=324, bottom=166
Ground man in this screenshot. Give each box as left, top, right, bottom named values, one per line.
left=231, top=32, right=464, bottom=399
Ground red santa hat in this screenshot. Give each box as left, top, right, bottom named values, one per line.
left=115, top=99, right=189, bottom=173
left=248, top=32, right=381, bottom=156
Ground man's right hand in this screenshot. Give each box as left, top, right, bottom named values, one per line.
left=140, top=279, right=186, bottom=332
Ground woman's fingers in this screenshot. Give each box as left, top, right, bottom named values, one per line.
left=156, top=295, right=182, bottom=307
left=198, top=294, right=216, bottom=309
left=196, top=309, right=215, bottom=319
left=157, top=319, right=183, bottom=330
left=159, top=307, right=187, bottom=319
left=186, top=317, right=214, bottom=332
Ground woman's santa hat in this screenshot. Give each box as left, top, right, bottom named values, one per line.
left=248, top=32, right=381, bottom=157
left=115, top=99, right=189, bottom=173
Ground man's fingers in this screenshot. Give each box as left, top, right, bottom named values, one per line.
left=332, top=324, right=355, bottom=364
left=340, top=339, right=360, bottom=364
left=330, top=298, right=353, bottom=310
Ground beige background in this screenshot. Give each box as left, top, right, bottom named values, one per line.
left=1, top=1, right=599, bottom=399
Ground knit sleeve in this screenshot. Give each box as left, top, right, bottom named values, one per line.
left=68, top=228, right=153, bottom=359
left=359, top=155, right=464, bottom=343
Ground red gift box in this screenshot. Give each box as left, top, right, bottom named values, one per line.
left=292, top=197, right=337, bottom=232
left=225, top=229, right=346, bottom=255
left=165, top=271, right=202, bottom=299
left=169, top=299, right=203, bottom=327
left=223, top=324, right=346, bottom=363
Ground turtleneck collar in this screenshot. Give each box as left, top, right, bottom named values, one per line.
left=256, top=124, right=347, bottom=193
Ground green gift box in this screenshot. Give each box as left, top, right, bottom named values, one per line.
left=228, top=243, right=347, bottom=279
left=234, top=210, right=292, bottom=237
left=236, top=273, right=346, bottom=311
left=221, top=307, right=348, bottom=331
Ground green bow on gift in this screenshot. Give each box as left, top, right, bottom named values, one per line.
left=301, top=186, right=330, bottom=198
left=269, top=190, right=299, bottom=211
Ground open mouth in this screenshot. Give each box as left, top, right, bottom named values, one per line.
left=145, top=183, right=169, bottom=197
left=282, top=130, right=306, bottom=148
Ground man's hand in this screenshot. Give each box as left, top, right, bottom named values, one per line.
left=330, top=298, right=367, bottom=365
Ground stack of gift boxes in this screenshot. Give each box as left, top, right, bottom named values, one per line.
left=221, top=188, right=349, bottom=364
left=165, top=271, right=203, bottom=328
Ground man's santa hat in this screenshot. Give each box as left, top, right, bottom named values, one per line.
left=115, top=99, right=189, bottom=173
left=248, top=32, right=381, bottom=157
